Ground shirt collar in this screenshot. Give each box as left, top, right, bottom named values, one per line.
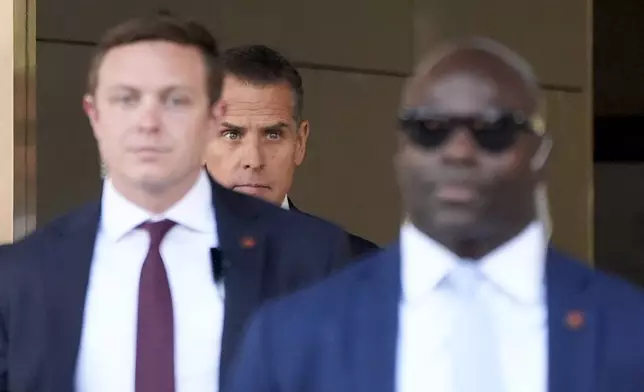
left=401, top=221, right=545, bottom=304
left=281, top=195, right=290, bottom=210
left=479, top=222, right=545, bottom=303
left=401, top=223, right=456, bottom=301
left=101, top=170, right=215, bottom=240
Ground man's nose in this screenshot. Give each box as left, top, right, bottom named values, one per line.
left=441, top=127, right=478, bottom=164
left=137, top=99, right=162, bottom=132
left=241, top=139, right=265, bottom=170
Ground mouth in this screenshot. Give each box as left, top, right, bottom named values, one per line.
left=129, top=147, right=172, bottom=161
left=434, top=183, right=479, bottom=203
left=233, top=184, right=272, bottom=195
left=132, top=147, right=170, bottom=153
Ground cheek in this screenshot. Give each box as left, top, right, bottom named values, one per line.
left=268, top=144, right=297, bottom=165
left=204, top=142, right=221, bottom=164
left=405, top=148, right=439, bottom=176
left=480, top=151, right=528, bottom=182
left=95, top=119, right=127, bottom=152
left=204, top=142, right=240, bottom=178
left=165, top=115, right=210, bottom=147
left=207, top=140, right=241, bottom=160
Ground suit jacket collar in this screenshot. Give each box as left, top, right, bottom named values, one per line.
left=349, top=244, right=400, bottom=392
left=45, top=175, right=266, bottom=390
left=210, top=181, right=268, bottom=380
left=45, top=201, right=101, bottom=392
left=286, top=197, right=298, bottom=212
left=351, top=243, right=596, bottom=392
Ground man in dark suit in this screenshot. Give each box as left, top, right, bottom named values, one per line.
left=203, top=44, right=379, bottom=257
left=226, top=38, right=644, bottom=392
left=0, top=14, right=351, bottom=392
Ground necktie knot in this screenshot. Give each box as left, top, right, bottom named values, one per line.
left=140, top=219, right=176, bottom=247
left=448, top=263, right=482, bottom=297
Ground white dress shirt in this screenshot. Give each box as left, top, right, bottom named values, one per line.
left=396, top=222, right=548, bottom=392
left=75, top=170, right=224, bottom=392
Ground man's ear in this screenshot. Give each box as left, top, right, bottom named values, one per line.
left=531, top=136, right=552, bottom=178
left=294, top=120, right=310, bottom=166
left=83, top=94, right=100, bottom=140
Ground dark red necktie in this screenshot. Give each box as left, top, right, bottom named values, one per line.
left=136, top=219, right=176, bottom=392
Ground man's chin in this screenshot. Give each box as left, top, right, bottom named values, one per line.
left=233, top=185, right=274, bottom=199
left=131, top=169, right=194, bottom=194
left=433, top=214, right=476, bottom=231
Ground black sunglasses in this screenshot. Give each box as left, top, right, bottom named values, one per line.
left=398, top=110, right=538, bottom=153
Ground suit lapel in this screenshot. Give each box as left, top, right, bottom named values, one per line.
left=44, top=201, right=101, bottom=392
left=286, top=197, right=298, bottom=212
left=546, top=248, right=596, bottom=392
left=349, top=244, right=400, bottom=392
left=211, top=181, right=267, bottom=380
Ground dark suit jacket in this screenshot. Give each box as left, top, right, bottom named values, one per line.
left=227, top=244, right=644, bottom=392
left=287, top=199, right=379, bottom=257
left=0, top=179, right=353, bottom=392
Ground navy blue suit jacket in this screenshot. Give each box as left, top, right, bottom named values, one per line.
left=286, top=199, right=380, bottom=258
left=227, top=244, right=644, bottom=392
left=0, top=179, right=353, bottom=392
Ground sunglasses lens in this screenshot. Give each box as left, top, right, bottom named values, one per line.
left=474, top=126, right=517, bottom=152
left=399, top=113, right=529, bottom=152
left=400, top=119, right=451, bottom=148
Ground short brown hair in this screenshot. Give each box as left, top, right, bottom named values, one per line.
left=86, top=13, right=222, bottom=103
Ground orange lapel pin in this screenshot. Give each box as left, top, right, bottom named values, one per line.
left=240, top=236, right=256, bottom=249
left=565, top=310, right=585, bottom=330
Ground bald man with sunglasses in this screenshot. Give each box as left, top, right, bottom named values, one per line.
left=224, top=38, right=644, bottom=392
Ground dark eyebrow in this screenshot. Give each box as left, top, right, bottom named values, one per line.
left=261, top=122, right=290, bottom=131
left=221, top=122, right=244, bottom=131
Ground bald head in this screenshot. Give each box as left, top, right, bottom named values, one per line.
left=403, top=37, right=540, bottom=119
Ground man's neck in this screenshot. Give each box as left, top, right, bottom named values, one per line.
left=414, top=216, right=536, bottom=260
left=109, top=170, right=202, bottom=215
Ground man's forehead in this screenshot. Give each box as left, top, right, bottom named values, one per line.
left=407, top=73, right=499, bottom=112
left=98, top=41, right=206, bottom=84
left=222, top=77, right=297, bottom=119
left=402, top=46, right=537, bottom=113
left=223, top=77, right=291, bottom=101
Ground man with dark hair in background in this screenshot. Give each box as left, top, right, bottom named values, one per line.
left=204, top=44, right=379, bottom=257
left=0, top=14, right=352, bottom=392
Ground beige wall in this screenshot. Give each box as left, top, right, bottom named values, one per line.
left=35, top=0, right=592, bottom=257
